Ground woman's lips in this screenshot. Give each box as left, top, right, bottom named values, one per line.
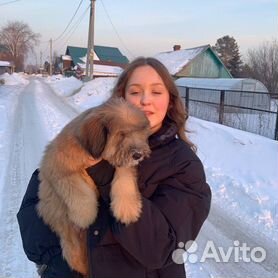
left=143, top=111, right=154, bottom=116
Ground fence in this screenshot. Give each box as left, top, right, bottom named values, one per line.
left=177, top=86, right=278, bottom=140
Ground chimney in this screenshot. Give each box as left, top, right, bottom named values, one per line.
left=173, top=45, right=181, bottom=51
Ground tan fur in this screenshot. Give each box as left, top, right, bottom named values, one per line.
left=37, top=98, right=151, bottom=275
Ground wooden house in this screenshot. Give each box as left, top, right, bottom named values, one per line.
left=62, top=45, right=129, bottom=77
left=154, top=44, right=232, bottom=79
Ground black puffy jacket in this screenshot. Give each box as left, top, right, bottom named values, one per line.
left=17, top=119, right=211, bottom=278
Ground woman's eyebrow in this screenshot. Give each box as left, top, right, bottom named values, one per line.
left=151, top=83, right=164, bottom=87
left=128, top=83, right=164, bottom=87
left=127, top=83, right=141, bottom=88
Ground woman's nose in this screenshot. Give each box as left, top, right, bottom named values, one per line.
left=140, top=93, right=151, bottom=105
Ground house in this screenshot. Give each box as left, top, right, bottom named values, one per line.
left=62, top=45, right=129, bottom=77
left=77, top=56, right=123, bottom=77
left=0, top=45, right=14, bottom=74
left=154, top=44, right=232, bottom=79
left=0, top=61, right=14, bottom=74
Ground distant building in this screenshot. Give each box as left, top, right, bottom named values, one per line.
left=62, top=45, right=129, bottom=78
left=0, top=45, right=14, bottom=74
left=154, top=44, right=232, bottom=79
left=0, top=61, right=14, bottom=74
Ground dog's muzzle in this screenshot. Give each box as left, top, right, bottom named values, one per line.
left=132, top=152, right=143, bottom=160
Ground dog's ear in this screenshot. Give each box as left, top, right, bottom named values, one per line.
left=78, top=115, right=107, bottom=159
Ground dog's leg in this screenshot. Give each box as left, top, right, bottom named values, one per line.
left=54, top=172, right=99, bottom=229
left=38, top=180, right=90, bottom=275
left=59, top=221, right=88, bottom=275
left=110, top=167, right=142, bottom=224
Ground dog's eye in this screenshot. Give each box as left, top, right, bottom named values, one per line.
left=119, top=131, right=125, bottom=137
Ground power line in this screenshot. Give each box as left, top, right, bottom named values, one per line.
left=0, top=0, right=20, bottom=6
left=53, top=0, right=84, bottom=42
left=99, top=0, right=135, bottom=59
left=53, top=5, right=90, bottom=54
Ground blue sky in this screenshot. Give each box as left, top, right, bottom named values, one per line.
left=0, top=0, right=277, bottom=64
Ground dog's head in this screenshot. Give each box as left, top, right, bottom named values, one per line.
left=79, top=98, right=151, bottom=167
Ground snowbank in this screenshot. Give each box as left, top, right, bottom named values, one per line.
left=45, top=75, right=83, bottom=97
left=0, top=72, right=29, bottom=86
left=188, top=117, right=278, bottom=241
left=67, top=77, right=116, bottom=111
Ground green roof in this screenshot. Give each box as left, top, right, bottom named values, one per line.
left=66, top=46, right=87, bottom=66
left=66, top=45, right=129, bottom=66
left=94, top=45, right=129, bottom=64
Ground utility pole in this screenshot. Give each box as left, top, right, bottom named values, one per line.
left=40, top=51, right=42, bottom=73
left=86, top=0, right=96, bottom=79
left=49, top=38, right=53, bottom=75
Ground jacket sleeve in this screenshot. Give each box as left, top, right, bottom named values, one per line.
left=17, top=170, right=82, bottom=278
left=17, top=169, right=63, bottom=265
left=17, top=163, right=115, bottom=277
left=110, top=159, right=211, bottom=270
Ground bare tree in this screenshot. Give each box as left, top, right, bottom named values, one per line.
left=247, top=40, right=278, bottom=96
left=0, top=21, right=40, bottom=71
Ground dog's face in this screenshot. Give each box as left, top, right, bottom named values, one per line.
left=103, top=123, right=151, bottom=167
left=80, top=98, right=151, bottom=167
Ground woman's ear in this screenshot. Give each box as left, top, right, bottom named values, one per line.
left=78, top=115, right=107, bottom=159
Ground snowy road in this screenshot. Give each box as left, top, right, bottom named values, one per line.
left=0, top=77, right=277, bottom=278
left=0, top=78, right=78, bottom=278
left=188, top=202, right=278, bottom=278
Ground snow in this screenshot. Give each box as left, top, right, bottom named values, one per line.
left=154, top=45, right=208, bottom=75
left=0, top=72, right=29, bottom=86
left=0, top=61, right=11, bottom=67
left=61, top=55, right=72, bottom=61
left=77, top=55, right=123, bottom=76
left=45, top=75, right=83, bottom=97
left=0, top=74, right=277, bottom=278
left=187, top=117, right=278, bottom=239
left=176, top=78, right=269, bottom=92
left=67, top=77, right=116, bottom=111
left=78, top=63, right=123, bottom=76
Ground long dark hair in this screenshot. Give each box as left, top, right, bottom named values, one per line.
left=111, top=57, right=196, bottom=152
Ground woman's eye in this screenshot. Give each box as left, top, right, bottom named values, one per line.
left=129, top=91, right=140, bottom=95
left=153, top=91, right=162, bottom=95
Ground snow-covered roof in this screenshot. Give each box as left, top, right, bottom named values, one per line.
left=77, top=62, right=122, bottom=76
left=154, top=45, right=208, bottom=75
left=62, top=55, right=72, bottom=61
left=79, top=54, right=99, bottom=63
left=0, top=61, right=12, bottom=67
left=175, top=78, right=269, bottom=92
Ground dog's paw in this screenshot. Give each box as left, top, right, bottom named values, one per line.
left=111, top=194, right=142, bottom=225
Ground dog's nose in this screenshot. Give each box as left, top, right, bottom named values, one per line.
left=132, top=152, right=142, bottom=160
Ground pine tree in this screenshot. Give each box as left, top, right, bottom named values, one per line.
left=213, top=35, right=243, bottom=77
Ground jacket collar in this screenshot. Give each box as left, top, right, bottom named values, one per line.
left=148, top=117, right=178, bottom=149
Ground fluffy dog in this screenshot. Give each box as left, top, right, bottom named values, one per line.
left=37, top=98, right=151, bottom=275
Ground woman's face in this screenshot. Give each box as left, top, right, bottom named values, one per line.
left=125, top=65, right=170, bottom=133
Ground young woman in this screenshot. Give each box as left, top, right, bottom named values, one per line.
left=17, top=57, right=211, bottom=278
